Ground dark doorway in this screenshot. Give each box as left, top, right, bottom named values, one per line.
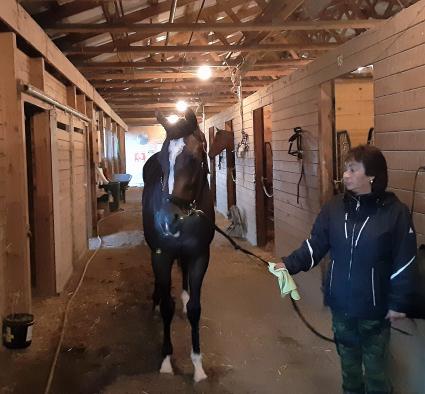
left=224, top=119, right=236, bottom=210
left=208, top=126, right=216, bottom=204
left=253, top=105, right=274, bottom=247
left=24, top=104, right=56, bottom=295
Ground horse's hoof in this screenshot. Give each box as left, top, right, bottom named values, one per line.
left=193, top=369, right=207, bottom=383
left=159, top=355, right=174, bottom=374
left=181, top=290, right=189, bottom=314
left=191, top=351, right=207, bottom=382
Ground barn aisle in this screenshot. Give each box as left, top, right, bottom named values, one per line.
left=0, top=187, right=340, bottom=394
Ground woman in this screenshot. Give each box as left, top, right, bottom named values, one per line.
left=276, top=145, right=416, bottom=394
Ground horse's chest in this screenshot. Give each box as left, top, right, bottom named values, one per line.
left=152, top=203, right=213, bottom=250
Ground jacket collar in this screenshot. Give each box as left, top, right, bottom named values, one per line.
left=343, top=190, right=397, bottom=211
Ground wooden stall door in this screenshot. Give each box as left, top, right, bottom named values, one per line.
left=53, top=111, right=89, bottom=291
left=27, top=109, right=56, bottom=295
left=208, top=126, right=216, bottom=204
left=263, top=105, right=274, bottom=244
left=71, top=117, right=89, bottom=261
left=253, top=107, right=267, bottom=246
left=225, top=120, right=236, bottom=210
left=319, top=81, right=335, bottom=203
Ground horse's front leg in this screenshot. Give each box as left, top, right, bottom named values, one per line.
left=186, top=252, right=209, bottom=382
left=178, top=258, right=190, bottom=313
left=151, top=251, right=175, bottom=374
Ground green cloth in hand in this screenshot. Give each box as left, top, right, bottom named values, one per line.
left=268, top=262, right=301, bottom=300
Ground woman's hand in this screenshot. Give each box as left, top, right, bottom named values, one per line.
left=274, top=261, right=286, bottom=270
left=385, top=310, right=406, bottom=323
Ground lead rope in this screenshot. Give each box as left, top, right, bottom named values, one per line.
left=213, top=223, right=411, bottom=338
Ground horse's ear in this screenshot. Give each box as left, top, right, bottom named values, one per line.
left=156, top=110, right=167, bottom=127
left=184, top=108, right=198, bottom=129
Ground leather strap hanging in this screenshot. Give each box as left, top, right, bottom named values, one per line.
left=288, top=127, right=304, bottom=203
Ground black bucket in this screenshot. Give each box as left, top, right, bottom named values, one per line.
left=2, top=313, right=34, bottom=349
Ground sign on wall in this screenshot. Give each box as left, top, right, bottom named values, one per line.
left=125, top=130, right=163, bottom=187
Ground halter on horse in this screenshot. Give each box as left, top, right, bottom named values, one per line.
left=142, top=108, right=215, bottom=382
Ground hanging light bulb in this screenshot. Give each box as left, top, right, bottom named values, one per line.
left=197, top=65, right=212, bottom=81
left=176, top=100, right=188, bottom=112
left=166, top=114, right=179, bottom=124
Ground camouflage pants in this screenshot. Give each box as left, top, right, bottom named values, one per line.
left=332, top=313, right=391, bottom=394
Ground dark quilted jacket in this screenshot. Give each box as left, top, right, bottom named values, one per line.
left=284, top=191, right=417, bottom=319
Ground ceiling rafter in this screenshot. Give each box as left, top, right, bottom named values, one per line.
left=18, top=0, right=419, bottom=124
left=65, top=42, right=338, bottom=55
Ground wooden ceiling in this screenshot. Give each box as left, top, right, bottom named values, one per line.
left=20, top=0, right=418, bottom=125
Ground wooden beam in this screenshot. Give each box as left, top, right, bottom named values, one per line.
left=76, top=94, right=87, bottom=115
left=66, top=86, right=77, bottom=109
left=52, top=0, right=200, bottom=50
left=319, top=81, right=335, bottom=204
left=76, top=59, right=312, bottom=70
left=34, top=2, right=100, bottom=26
left=0, top=0, right=127, bottom=129
left=29, top=58, right=45, bottom=91
left=103, top=90, right=238, bottom=96
left=93, top=80, right=270, bottom=89
left=112, top=104, right=230, bottom=112
left=85, top=69, right=293, bottom=81
left=0, top=33, right=31, bottom=313
left=66, top=42, right=337, bottom=55
left=46, top=20, right=382, bottom=34
left=105, top=91, right=238, bottom=97
left=31, top=112, right=56, bottom=295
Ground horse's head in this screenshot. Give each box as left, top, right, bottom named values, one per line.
left=208, top=127, right=234, bottom=159
left=156, top=108, right=209, bottom=204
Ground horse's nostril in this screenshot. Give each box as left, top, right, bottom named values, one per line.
left=174, top=213, right=180, bottom=221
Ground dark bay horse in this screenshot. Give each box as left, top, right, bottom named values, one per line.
left=142, top=108, right=215, bottom=382
left=208, top=127, right=235, bottom=158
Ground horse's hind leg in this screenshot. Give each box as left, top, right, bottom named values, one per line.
left=178, top=258, right=190, bottom=313
left=186, top=252, right=209, bottom=382
left=152, top=279, right=161, bottom=312
left=151, top=251, right=175, bottom=374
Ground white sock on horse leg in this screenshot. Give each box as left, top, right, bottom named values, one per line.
left=191, top=350, right=207, bottom=382
left=159, top=355, right=174, bottom=374
left=181, top=290, right=189, bottom=314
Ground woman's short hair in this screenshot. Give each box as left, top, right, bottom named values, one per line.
left=345, top=145, right=388, bottom=193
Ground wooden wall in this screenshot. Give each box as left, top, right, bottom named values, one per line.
left=335, top=78, right=374, bottom=147
left=272, top=84, right=321, bottom=254
left=0, top=79, right=6, bottom=317
left=206, top=85, right=273, bottom=245
left=0, top=31, right=126, bottom=321
left=55, top=111, right=89, bottom=290
left=270, top=0, right=425, bottom=254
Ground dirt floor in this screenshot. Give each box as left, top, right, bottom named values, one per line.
left=0, top=187, right=341, bottom=394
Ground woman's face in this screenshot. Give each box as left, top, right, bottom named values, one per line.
left=343, top=160, right=374, bottom=195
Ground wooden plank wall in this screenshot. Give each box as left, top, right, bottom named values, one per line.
left=55, top=117, right=73, bottom=290
left=205, top=85, right=273, bottom=245
left=373, top=24, right=425, bottom=247
left=72, top=118, right=89, bottom=260
left=335, top=78, right=374, bottom=147
left=272, top=85, right=320, bottom=255
left=44, top=72, right=67, bottom=105
left=54, top=111, right=89, bottom=291
left=0, top=81, right=6, bottom=317
left=269, top=1, right=425, bottom=255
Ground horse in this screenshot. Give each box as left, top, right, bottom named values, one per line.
left=142, top=108, right=215, bottom=382
left=208, top=127, right=235, bottom=159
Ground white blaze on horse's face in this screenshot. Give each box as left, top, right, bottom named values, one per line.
left=168, top=137, right=186, bottom=194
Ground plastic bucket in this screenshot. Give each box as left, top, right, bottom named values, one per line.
left=2, top=313, right=34, bottom=349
